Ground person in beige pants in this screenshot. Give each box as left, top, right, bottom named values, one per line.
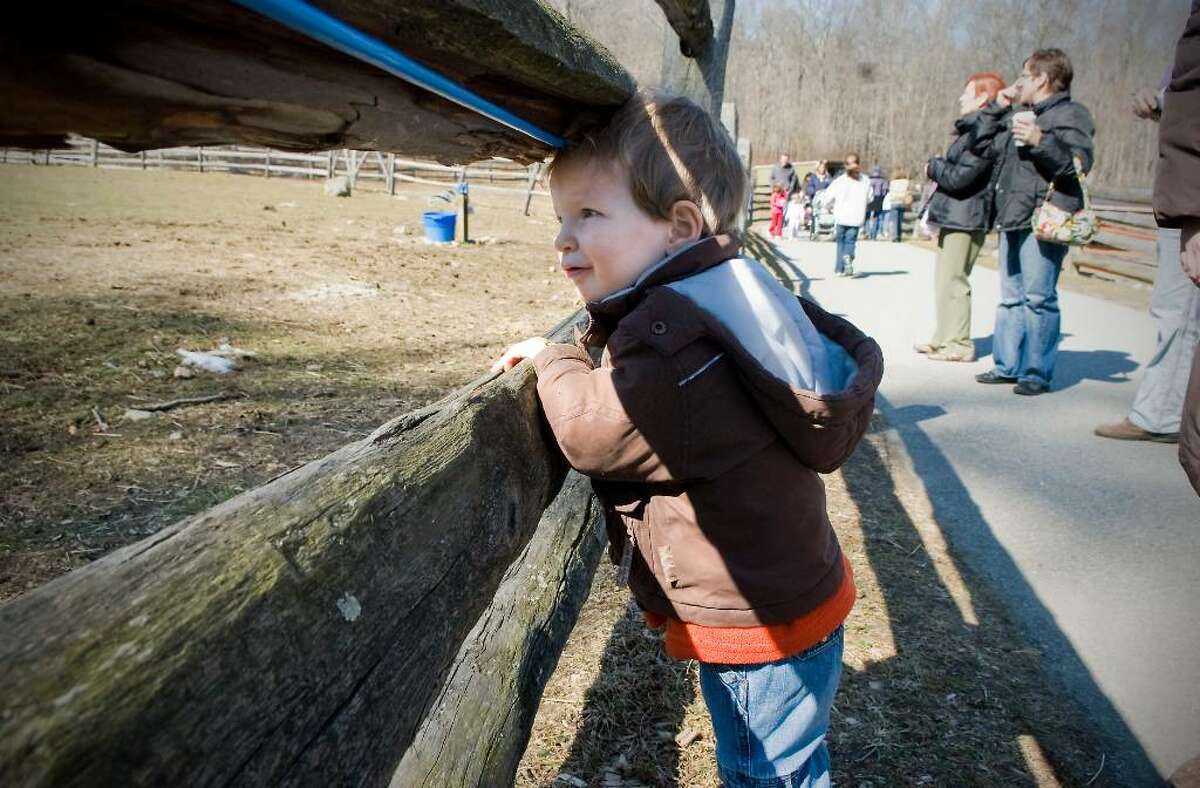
left=918, top=72, right=1007, bottom=362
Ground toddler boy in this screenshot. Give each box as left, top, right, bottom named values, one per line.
left=493, top=92, right=883, bottom=787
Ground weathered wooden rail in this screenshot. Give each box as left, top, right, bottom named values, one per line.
left=1074, top=195, right=1159, bottom=285
left=0, top=332, right=605, bottom=787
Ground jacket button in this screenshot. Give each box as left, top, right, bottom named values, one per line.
left=651, top=321, right=668, bottom=335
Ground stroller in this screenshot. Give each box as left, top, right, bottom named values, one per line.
left=808, top=189, right=836, bottom=241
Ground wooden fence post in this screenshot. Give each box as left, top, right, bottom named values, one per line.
left=198, top=147, right=204, bottom=173
left=140, top=151, right=147, bottom=170
left=265, top=149, right=271, bottom=178
left=523, top=163, right=542, bottom=216
left=388, top=153, right=396, bottom=195
left=90, top=139, right=98, bottom=167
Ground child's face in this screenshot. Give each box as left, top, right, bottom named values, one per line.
left=550, top=159, right=673, bottom=303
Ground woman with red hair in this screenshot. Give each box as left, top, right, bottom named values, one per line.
left=915, top=72, right=1006, bottom=362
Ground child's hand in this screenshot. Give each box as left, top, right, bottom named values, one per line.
left=491, top=337, right=551, bottom=373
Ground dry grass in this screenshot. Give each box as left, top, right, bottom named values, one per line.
left=0, top=165, right=573, bottom=598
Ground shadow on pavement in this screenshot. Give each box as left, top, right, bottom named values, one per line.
left=1053, top=349, right=1140, bottom=390
left=863, top=391, right=1163, bottom=785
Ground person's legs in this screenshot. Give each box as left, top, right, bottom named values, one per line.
left=930, top=230, right=983, bottom=357
left=989, top=230, right=1027, bottom=378
left=892, top=208, right=905, bottom=242
left=1018, top=233, right=1067, bottom=388
left=699, top=627, right=844, bottom=788
left=1129, top=228, right=1200, bottom=433
left=844, top=225, right=859, bottom=274
left=834, top=225, right=851, bottom=274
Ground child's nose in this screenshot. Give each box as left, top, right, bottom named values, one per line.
left=554, top=227, right=576, bottom=254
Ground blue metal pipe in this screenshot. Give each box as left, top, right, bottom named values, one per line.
left=231, top=0, right=566, bottom=148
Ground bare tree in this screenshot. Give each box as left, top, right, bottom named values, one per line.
left=553, top=0, right=1188, bottom=190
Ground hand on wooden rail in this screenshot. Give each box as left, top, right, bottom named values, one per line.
left=491, top=337, right=551, bottom=373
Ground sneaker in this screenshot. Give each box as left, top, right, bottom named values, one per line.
left=928, top=349, right=977, bottom=362
left=1013, top=380, right=1049, bottom=396
left=1094, top=418, right=1179, bottom=443
left=845, top=264, right=856, bottom=277
left=975, top=369, right=1018, bottom=384
left=913, top=343, right=938, bottom=354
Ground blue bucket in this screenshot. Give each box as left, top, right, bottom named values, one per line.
left=422, top=211, right=457, bottom=243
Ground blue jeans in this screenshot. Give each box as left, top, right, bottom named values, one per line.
left=865, top=209, right=883, bottom=239
left=699, top=626, right=844, bottom=788
left=890, top=207, right=905, bottom=241
left=834, top=225, right=859, bottom=273
left=993, top=229, right=1068, bottom=386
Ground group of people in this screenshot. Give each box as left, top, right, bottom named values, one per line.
left=916, top=40, right=1199, bottom=450
left=767, top=156, right=914, bottom=276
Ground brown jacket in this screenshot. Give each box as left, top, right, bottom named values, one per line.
left=1154, top=0, right=1200, bottom=228
left=533, top=235, right=884, bottom=626
left=1182, top=346, right=1200, bottom=496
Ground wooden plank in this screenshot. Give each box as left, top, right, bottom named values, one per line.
left=0, top=0, right=633, bottom=163
left=0, top=350, right=595, bottom=785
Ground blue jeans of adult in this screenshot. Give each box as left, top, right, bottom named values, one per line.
left=834, top=224, right=859, bottom=274
left=865, top=209, right=883, bottom=239
left=890, top=207, right=905, bottom=241
left=699, top=626, right=844, bottom=788
left=993, top=228, right=1069, bottom=386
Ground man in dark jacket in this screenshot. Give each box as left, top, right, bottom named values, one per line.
left=1154, top=1, right=1200, bottom=495
left=971, top=48, right=1095, bottom=396
left=770, top=153, right=799, bottom=199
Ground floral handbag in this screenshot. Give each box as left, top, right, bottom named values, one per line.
left=1032, top=157, right=1098, bottom=246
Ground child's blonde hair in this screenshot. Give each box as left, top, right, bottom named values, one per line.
left=547, top=90, right=747, bottom=235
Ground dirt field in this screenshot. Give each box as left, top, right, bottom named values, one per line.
left=1, top=165, right=1115, bottom=785
left=0, top=165, right=574, bottom=597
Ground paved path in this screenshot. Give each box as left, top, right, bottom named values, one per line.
left=772, top=235, right=1200, bottom=782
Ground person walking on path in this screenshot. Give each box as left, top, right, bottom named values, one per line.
left=971, top=48, right=1095, bottom=396
left=769, top=183, right=787, bottom=238
left=770, top=153, right=799, bottom=199
left=1094, top=77, right=1199, bottom=442
left=784, top=190, right=807, bottom=239
left=915, top=71, right=1007, bottom=363
left=805, top=160, right=832, bottom=201
left=866, top=166, right=888, bottom=239
left=882, top=169, right=911, bottom=241
left=826, top=154, right=871, bottom=277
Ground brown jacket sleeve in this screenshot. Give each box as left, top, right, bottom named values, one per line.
left=1181, top=345, right=1200, bottom=497
left=1154, top=1, right=1200, bottom=228
left=532, top=343, right=685, bottom=483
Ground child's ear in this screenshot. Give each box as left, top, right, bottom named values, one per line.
left=665, top=200, right=705, bottom=251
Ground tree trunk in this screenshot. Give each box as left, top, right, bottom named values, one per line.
left=0, top=310, right=603, bottom=787
left=657, top=0, right=736, bottom=116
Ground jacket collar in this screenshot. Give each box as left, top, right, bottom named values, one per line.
left=587, top=233, right=742, bottom=318
left=954, top=110, right=981, bottom=132
left=1033, top=91, right=1070, bottom=115
left=577, top=233, right=741, bottom=347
